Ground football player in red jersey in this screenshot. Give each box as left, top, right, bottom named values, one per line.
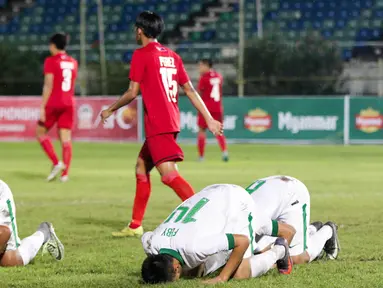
left=36, top=33, right=78, bottom=182
left=197, top=59, right=228, bottom=162
left=101, top=11, right=222, bottom=237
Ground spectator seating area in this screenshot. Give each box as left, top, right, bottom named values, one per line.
left=0, top=0, right=381, bottom=62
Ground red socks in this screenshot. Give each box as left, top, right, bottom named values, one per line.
left=62, top=141, right=72, bottom=176
left=130, top=174, right=151, bottom=229
left=198, top=132, right=228, bottom=158
left=216, top=134, right=227, bottom=153
left=161, top=171, right=195, bottom=201
left=38, top=136, right=59, bottom=165
left=129, top=171, right=194, bottom=228
left=198, top=132, right=206, bottom=158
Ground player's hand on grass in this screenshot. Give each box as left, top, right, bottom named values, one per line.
left=208, top=119, right=223, bottom=136
left=202, top=276, right=226, bottom=285
left=39, top=107, right=46, bottom=123
left=100, top=109, right=113, bottom=123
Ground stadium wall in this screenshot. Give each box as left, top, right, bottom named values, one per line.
left=0, top=96, right=382, bottom=144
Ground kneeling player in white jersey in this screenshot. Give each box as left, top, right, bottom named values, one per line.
left=140, top=184, right=296, bottom=284
left=0, top=180, right=64, bottom=266
left=245, top=175, right=340, bottom=264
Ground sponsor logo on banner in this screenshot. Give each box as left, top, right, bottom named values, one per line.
left=180, top=111, right=237, bottom=133
left=355, top=108, right=383, bottom=133
left=278, top=112, right=338, bottom=134
left=78, top=105, right=137, bottom=130
left=0, top=106, right=40, bottom=132
left=77, top=104, right=94, bottom=129
left=0, top=97, right=139, bottom=141
left=244, top=108, right=272, bottom=133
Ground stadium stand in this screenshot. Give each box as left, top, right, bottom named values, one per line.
left=0, top=0, right=382, bottom=62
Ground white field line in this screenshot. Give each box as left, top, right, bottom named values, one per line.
left=17, top=199, right=130, bottom=208
left=14, top=192, right=382, bottom=208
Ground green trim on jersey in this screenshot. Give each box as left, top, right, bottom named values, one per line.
left=302, top=204, right=307, bottom=250
left=245, top=180, right=266, bottom=195
left=248, top=213, right=254, bottom=254
left=226, top=234, right=235, bottom=250
left=6, top=199, right=19, bottom=248
left=159, top=248, right=185, bottom=266
left=271, top=220, right=279, bottom=237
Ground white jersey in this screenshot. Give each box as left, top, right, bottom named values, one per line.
left=142, top=184, right=274, bottom=270
left=0, top=180, right=20, bottom=251
left=245, top=175, right=311, bottom=256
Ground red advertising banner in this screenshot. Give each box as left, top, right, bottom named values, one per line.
left=0, top=97, right=139, bottom=141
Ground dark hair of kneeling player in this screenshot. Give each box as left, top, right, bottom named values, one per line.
left=141, top=254, right=177, bottom=284
left=135, top=11, right=164, bottom=39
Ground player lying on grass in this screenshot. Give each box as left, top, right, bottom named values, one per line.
left=0, top=180, right=64, bottom=266
left=246, top=175, right=340, bottom=263
left=140, top=184, right=296, bottom=284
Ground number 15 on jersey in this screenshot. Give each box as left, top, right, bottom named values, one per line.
left=160, top=67, right=178, bottom=103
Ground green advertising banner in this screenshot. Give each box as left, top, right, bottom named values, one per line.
left=349, top=97, right=383, bottom=143
left=179, top=97, right=345, bottom=143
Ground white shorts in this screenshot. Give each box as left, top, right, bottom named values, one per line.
left=255, top=178, right=311, bottom=256
left=203, top=185, right=259, bottom=276
left=0, top=180, right=20, bottom=251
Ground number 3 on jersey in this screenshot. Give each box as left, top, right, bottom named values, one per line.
left=62, top=68, right=72, bottom=92
left=160, top=67, right=178, bottom=103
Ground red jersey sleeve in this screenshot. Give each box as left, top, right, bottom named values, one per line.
left=177, top=56, right=189, bottom=86
left=43, top=58, right=54, bottom=74
left=129, top=50, right=145, bottom=83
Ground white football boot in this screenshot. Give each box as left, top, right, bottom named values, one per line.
left=41, top=222, right=65, bottom=261
left=47, top=161, right=65, bottom=182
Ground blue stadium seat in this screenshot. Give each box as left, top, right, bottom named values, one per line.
left=342, top=49, right=352, bottom=60
left=336, top=20, right=346, bottom=28
left=202, top=30, right=215, bottom=41
left=0, top=0, right=381, bottom=62
left=123, top=51, right=134, bottom=63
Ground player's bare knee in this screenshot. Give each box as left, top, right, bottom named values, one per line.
left=35, top=125, right=46, bottom=138
left=0, top=250, right=24, bottom=267
left=0, top=226, right=11, bottom=244
left=0, top=226, right=11, bottom=254
left=233, top=259, right=251, bottom=280
left=292, top=252, right=310, bottom=264
left=157, top=162, right=178, bottom=177
left=160, top=170, right=179, bottom=186
left=135, top=158, right=147, bottom=175
left=59, top=129, right=71, bottom=142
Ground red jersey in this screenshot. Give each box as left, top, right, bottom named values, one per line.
left=44, top=52, right=78, bottom=107
left=129, top=42, right=189, bottom=138
left=198, top=70, right=223, bottom=113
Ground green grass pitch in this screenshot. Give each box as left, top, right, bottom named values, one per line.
left=0, top=142, right=382, bottom=288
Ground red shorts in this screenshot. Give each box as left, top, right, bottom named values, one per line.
left=198, top=111, right=223, bottom=129
left=38, top=106, right=74, bottom=130
left=139, top=132, right=184, bottom=167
